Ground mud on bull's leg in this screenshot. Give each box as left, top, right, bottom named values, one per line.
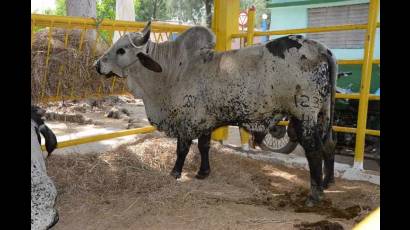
left=170, top=138, right=192, bottom=179
left=291, top=116, right=325, bottom=207
left=196, top=132, right=212, bottom=179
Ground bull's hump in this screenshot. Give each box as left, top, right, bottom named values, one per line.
left=265, top=35, right=303, bottom=59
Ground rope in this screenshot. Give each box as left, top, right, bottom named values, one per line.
left=126, top=33, right=143, bottom=49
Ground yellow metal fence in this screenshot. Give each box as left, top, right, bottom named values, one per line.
left=33, top=0, right=380, bottom=170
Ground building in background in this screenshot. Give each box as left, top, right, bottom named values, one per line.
left=267, top=0, right=380, bottom=93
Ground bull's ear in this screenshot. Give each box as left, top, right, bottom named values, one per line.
left=137, top=52, right=162, bottom=73
left=141, top=21, right=151, bottom=44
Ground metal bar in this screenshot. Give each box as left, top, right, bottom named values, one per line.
left=336, top=93, right=380, bottom=101
left=31, top=14, right=191, bottom=32
left=239, top=127, right=250, bottom=150
left=211, top=0, right=240, bottom=142
left=231, top=23, right=380, bottom=38
left=239, top=6, right=256, bottom=146
left=110, top=77, right=116, bottom=94
left=353, top=208, right=380, bottom=230
left=92, top=26, right=100, bottom=57
left=55, top=80, right=61, bottom=100
left=338, top=59, right=380, bottom=65
left=98, top=82, right=102, bottom=97
left=267, top=0, right=362, bottom=8
left=78, top=27, right=86, bottom=52
left=31, top=19, right=35, bottom=49
left=246, top=7, right=255, bottom=46
left=41, top=126, right=156, bottom=150
left=158, top=32, right=164, bottom=42
left=41, top=24, right=54, bottom=100
left=276, top=121, right=379, bottom=136
left=353, top=0, right=379, bottom=170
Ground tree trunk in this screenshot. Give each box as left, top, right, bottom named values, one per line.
left=113, top=0, right=136, bottom=44
left=66, top=0, right=97, bottom=41
left=204, top=0, right=213, bottom=28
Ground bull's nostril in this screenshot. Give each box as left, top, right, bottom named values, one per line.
left=48, top=211, right=59, bottom=229
left=95, top=61, right=101, bottom=74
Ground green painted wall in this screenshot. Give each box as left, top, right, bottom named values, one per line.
left=338, top=64, right=380, bottom=94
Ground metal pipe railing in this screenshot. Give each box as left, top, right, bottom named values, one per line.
left=231, top=22, right=380, bottom=38
left=353, top=0, right=380, bottom=169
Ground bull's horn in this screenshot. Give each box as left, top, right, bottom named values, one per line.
left=141, top=21, right=151, bottom=35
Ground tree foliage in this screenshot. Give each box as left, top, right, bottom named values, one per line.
left=135, top=0, right=168, bottom=21
left=55, top=0, right=67, bottom=16
left=168, top=0, right=205, bottom=25
left=97, top=0, right=116, bottom=20
left=47, top=0, right=268, bottom=29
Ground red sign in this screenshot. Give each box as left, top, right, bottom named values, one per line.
left=239, top=11, right=248, bottom=26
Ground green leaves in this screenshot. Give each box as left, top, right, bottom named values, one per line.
left=97, top=0, right=116, bottom=20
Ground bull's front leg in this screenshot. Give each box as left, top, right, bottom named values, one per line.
left=170, top=138, right=192, bottom=179
left=196, top=132, right=211, bottom=179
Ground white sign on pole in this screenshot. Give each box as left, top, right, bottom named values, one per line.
left=239, top=12, right=248, bottom=26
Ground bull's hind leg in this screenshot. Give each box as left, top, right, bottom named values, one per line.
left=291, top=116, right=324, bottom=207
left=322, top=151, right=335, bottom=189
left=170, top=138, right=192, bottom=179
left=322, top=137, right=336, bottom=189
left=318, top=105, right=336, bottom=189
left=196, top=132, right=212, bottom=179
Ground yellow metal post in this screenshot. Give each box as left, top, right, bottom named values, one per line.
left=211, top=0, right=240, bottom=142
left=353, top=0, right=379, bottom=170
left=239, top=127, right=250, bottom=150
left=213, top=0, right=239, bottom=51
left=246, top=7, right=255, bottom=47
left=238, top=7, right=255, bottom=149
left=353, top=208, right=380, bottom=230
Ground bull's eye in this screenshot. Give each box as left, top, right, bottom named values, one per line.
left=116, top=48, right=126, bottom=55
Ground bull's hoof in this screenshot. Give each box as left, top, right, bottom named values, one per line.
left=323, top=178, right=335, bottom=189
left=305, top=188, right=324, bottom=207
left=170, top=170, right=181, bottom=179
left=305, top=195, right=321, bottom=207
left=195, top=169, right=210, bottom=180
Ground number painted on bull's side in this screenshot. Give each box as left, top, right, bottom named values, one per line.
left=312, top=96, right=320, bottom=109
left=294, top=95, right=321, bottom=109
left=183, top=95, right=197, bottom=108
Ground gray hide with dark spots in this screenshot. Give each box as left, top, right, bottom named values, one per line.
left=95, top=23, right=337, bottom=206
left=31, top=119, right=58, bottom=230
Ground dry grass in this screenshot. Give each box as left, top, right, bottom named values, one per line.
left=31, top=28, right=126, bottom=104
left=46, top=134, right=380, bottom=230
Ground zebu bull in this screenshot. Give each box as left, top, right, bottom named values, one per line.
left=94, top=22, right=337, bottom=206
left=31, top=105, right=59, bottom=229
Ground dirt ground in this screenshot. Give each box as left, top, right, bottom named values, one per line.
left=47, top=132, right=379, bottom=230
left=39, top=96, right=379, bottom=229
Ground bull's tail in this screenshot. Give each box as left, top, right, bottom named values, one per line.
left=322, top=50, right=338, bottom=150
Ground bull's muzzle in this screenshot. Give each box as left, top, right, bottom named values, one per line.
left=93, top=60, right=120, bottom=78
left=47, top=210, right=59, bottom=229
